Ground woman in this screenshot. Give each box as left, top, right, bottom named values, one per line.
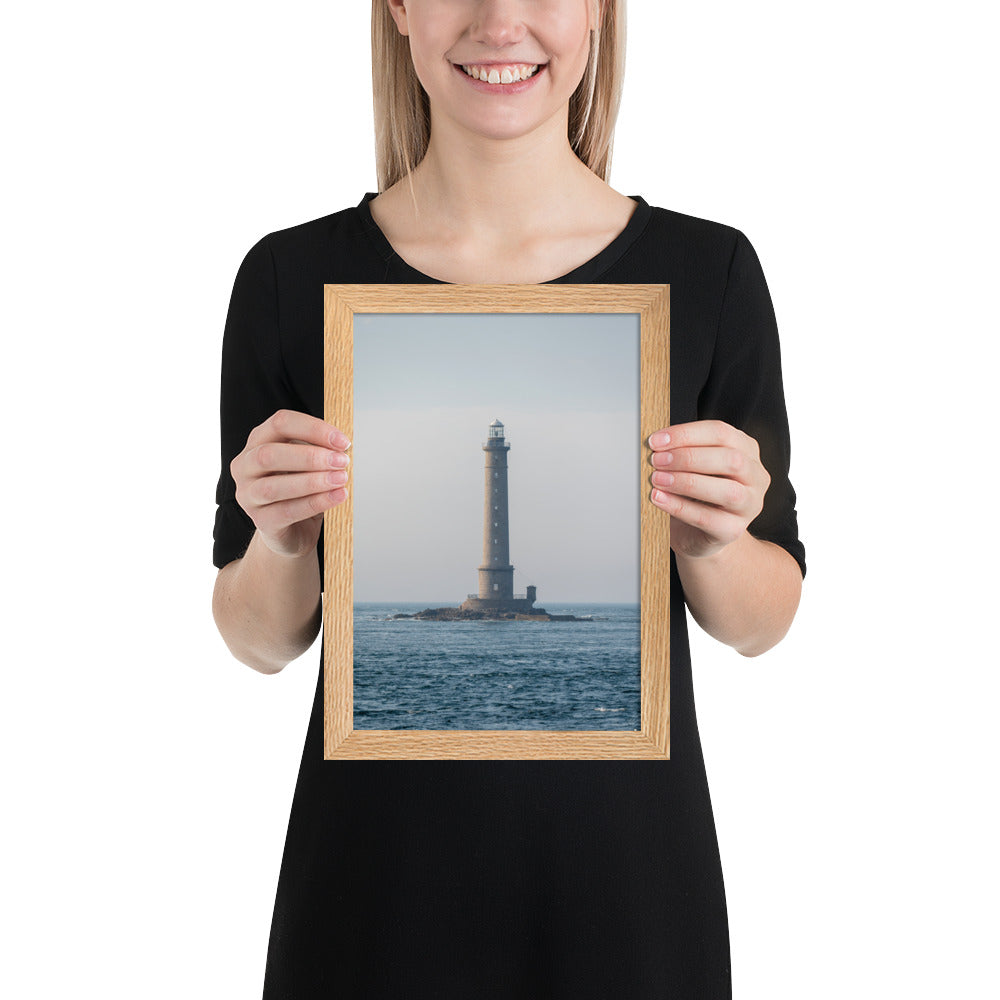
left=213, top=1, right=805, bottom=996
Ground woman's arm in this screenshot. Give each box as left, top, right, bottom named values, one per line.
left=213, top=533, right=322, bottom=675
left=648, top=419, right=803, bottom=657
left=213, top=408, right=351, bottom=674
left=673, top=531, right=802, bottom=657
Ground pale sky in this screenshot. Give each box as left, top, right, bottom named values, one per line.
left=352, top=313, right=641, bottom=603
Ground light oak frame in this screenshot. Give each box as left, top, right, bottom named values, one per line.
left=324, top=284, right=669, bottom=760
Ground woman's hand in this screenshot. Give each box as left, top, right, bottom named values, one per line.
left=647, top=419, right=770, bottom=560
left=230, top=409, right=351, bottom=559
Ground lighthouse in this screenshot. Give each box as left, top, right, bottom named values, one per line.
left=479, top=418, right=513, bottom=599
left=460, top=419, right=538, bottom=613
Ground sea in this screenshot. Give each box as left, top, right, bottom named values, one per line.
left=352, top=601, right=640, bottom=731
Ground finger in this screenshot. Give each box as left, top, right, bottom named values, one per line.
left=247, top=409, right=351, bottom=452
left=243, top=441, right=351, bottom=479
left=650, top=470, right=753, bottom=515
left=648, top=420, right=755, bottom=455
left=255, top=487, right=349, bottom=535
left=245, top=468, right=350, bottom=508
left=650, top=445, right=754, bottom=483
left=649, top=488, right=744, bottom=542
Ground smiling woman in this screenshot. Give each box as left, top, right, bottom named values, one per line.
left=212, top=1, right=805, bottom=997
left=384, top=0, right=595, bottom=149
left=370, top=0, right=622, bottom=199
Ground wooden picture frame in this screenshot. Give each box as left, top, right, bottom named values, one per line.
left=323, top=284, right=669, bottom=760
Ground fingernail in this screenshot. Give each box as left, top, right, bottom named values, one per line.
left=652, top=489, right=666, bottom=502
left=331, top=429, right=352, bottom=450
left=649, top=430, right=670, bottom=448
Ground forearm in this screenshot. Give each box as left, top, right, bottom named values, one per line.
left=675, top=530, right=802, bottom=657
left=212, top=530, right=322, bottom=674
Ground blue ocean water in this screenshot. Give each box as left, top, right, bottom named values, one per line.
left=353, top=602, right=640, bottom=730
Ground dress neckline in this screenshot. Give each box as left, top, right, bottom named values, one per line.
left=355, top=190, right=651, bottom=284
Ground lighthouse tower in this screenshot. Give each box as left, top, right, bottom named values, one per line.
left=460, top=418, right=537, bottom=613
left=479, top=418, right=514, bottom=600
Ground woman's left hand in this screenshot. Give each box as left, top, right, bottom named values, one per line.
left=647, top=420, right=771, bottom=560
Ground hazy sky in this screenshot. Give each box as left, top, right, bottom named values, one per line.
left=352, top=313, right=641, bottom=603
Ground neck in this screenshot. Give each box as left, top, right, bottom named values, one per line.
left=402, top=110, right=601, bottom=236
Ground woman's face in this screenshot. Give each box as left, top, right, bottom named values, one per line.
left=388, top=0, right=599, bottom=144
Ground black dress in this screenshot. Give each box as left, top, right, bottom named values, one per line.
left=213, top=193, right=806, bottom=999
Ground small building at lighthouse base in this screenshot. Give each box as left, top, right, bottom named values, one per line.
left=460, top=584, right=537, bottom=614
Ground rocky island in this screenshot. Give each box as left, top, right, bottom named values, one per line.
left=391, top=606, right=591, bottom=622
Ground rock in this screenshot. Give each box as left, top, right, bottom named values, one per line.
left=389, top=605, right=590, bottom=622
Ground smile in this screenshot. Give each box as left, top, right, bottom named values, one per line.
left=459, top=63, right=541, bottom=84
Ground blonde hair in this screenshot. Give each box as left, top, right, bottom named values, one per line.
left=371, top=0, right=627, bottom=195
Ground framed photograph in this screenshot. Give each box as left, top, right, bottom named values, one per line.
left=323, top=284, right=669, bottom=760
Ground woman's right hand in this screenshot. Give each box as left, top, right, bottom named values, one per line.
left=230, top=409, right=351, bottom=559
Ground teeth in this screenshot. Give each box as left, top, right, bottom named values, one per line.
left=462, top=63, right=539, bottom=84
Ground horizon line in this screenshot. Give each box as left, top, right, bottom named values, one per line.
left=352, top=599, right=640, bottom=605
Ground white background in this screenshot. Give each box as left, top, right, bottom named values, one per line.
left=4, top=2, right=996, bottom=997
